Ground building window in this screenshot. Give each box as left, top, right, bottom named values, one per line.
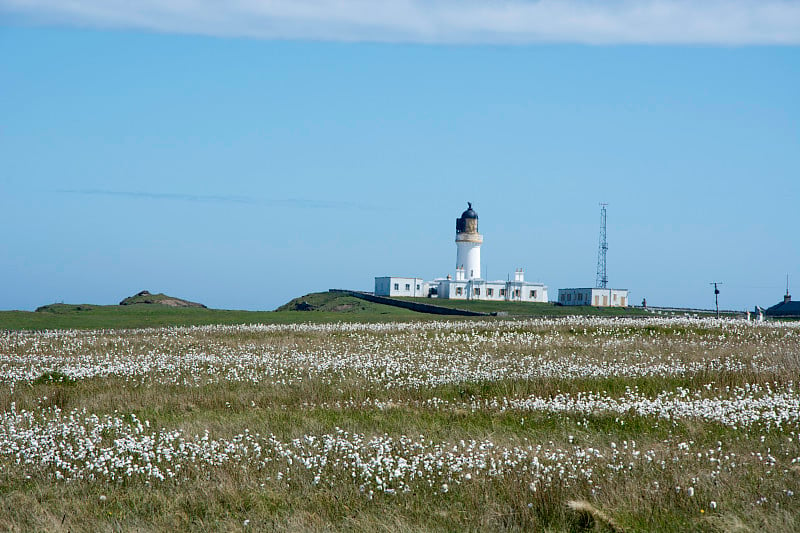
left=578, top=293, right=583, bottom=301
left=487, top=288, right=493, bottom=296
left=500, top=289, right=506, bottom=297
left=470, top=270, right=474, bottom=277
left=393, top=283, right=399, bottom=290
left=474, top=288, right=480, bottom=296
left=405, top=283, right=410, bottom=291
left=416, top=284, right=420, bottom=290
left=456, top=287, right=463, bottom=296
left=514, top=289, right=520, bottom=298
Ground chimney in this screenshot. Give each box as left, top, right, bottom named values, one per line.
left=785, top=293, right=792, bottom=304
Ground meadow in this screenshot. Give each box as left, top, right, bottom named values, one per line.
left=0, top=293, right=420, bottom=330
left=1, top=316, right=799, bottom=531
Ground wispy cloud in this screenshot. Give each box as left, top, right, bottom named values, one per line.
left=58, top=189, right=383, bottom=210
left=59, top=189, right=253, bottom=204
left=2, top=0, right=799, bottom=45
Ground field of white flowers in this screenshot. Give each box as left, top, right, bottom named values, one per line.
left=1, top=317, right=799, bottom=531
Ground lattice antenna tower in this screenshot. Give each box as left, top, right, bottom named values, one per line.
left=595, top=203, right=608, bottom=289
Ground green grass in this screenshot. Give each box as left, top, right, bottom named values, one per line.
left=1, top=319, right=799, bottom=531
left=393, top=297, right=651, bottom=317
left=0, top=302, right=421, bottom=332
left=2, top=290, right=746, bottom=331
left=0, top=291, right=652, bottom=333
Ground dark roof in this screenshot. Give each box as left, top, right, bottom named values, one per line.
left=460, top=202, right=478, bottom=219
left=765, top=298, right=800, bottom=316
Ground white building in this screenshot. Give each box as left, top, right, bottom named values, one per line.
left=557, top=287, right=628, bottom=307
left=435, top=268, right=547, bottom=302
left=374, top=203, right=548, bottom=303
left=374, top=277, right=426, bottom=298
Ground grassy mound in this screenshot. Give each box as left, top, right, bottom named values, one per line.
left=35, top=303, right=96, bottom=313
left=119, top=290, right=206, bottom=308
left=276, top=291, right=414, bottom=315
left=2, top=292, right=422, bottom=331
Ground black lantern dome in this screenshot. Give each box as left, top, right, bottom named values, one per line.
left=456, top=202, right=479, bottom=233
left=460, top=202, right=478, bottom=219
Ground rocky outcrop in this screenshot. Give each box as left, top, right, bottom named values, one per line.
left=119, top=290, right=206, bottom=308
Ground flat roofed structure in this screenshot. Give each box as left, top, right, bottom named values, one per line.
left=558, top=287, right=628, bottom=307
left=374, top=277, right=427, bottom=298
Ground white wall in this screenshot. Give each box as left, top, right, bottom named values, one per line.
left=456, top=241, right=481, bottom=280
left=558, top=288, right=628, bottom=307
left=437, top=280, right=468, bottom=299
left=375, top=277, right=424, bottom=297
left=379, top=277, right=549, bottom=303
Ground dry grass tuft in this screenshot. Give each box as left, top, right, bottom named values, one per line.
left=567, top=500, right=624, bottom=532
left=705, top=513, right=751, bottom=532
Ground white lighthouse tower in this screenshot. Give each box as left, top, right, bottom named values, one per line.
left=455, top=202, right=482, bottom=280
left=375, top=201, right=548, bottom=302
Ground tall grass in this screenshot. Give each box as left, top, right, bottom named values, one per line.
left=0, top=317, right=798, bottom=531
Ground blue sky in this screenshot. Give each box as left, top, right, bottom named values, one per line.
left=1, top=1, right=799, bottom=311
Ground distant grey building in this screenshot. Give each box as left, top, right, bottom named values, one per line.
left=765, top=291, right=800, bottom=318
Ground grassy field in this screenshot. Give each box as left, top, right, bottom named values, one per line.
left=1, top=291, right=672, bottom=331
left=392, top=297, right=653, bottom=317
left=0, top=316, right=798, bottom=531
left=0, top=293, right=422, bottom=330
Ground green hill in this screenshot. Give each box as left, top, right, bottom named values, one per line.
left=277, top=291, right=413, bottom=314
left=1, top=289, right=660, bottom=331
left=118, top=290, right=206, bottom=308
left=1, top=291, right=421, bottom=330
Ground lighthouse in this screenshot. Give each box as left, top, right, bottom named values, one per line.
left=455, top=202, right=482, bottom=280
left=374, top=201, right=548, bottom=302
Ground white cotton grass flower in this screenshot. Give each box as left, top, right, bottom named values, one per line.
left=709, top=501, right=717, bottom=509
left=0, top=315, right=798, bottom=507
left=99, top=495, right=107, bottom=502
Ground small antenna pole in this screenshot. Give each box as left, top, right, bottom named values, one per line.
left=709, top=282, right=723, bottom=318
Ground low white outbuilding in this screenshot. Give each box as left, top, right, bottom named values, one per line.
left=374, top=277, right=427, bottom=298
left=557, top=287, right=628, bottom=307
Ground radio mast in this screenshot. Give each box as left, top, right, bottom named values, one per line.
left=595, top=203, right=608, bottom=289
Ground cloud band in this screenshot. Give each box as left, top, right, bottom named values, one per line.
left=2, top=0, right=799, bottom=45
